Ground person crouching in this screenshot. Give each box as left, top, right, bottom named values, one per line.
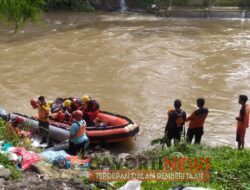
left=69, top=110, right=89, bottom=157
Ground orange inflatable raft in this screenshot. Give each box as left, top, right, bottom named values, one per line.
left=2, top=110, right=139, bottom=144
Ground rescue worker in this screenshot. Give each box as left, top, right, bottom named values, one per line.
left=236, top=95, right=249, bottom=150
left=51, top=109, right=65, bottom=122
left=71, top=98, right=82, bottom=112
left=81, top=95, right=91, bottom=109
left=47, top=101, right=53, bottom=108
left=37, top=96, right=51, bottom=145
left=81, top=95, right=100, bottom=126
left=50, top=97, right=64, bottom=113
left=165, top=99, right=186, bottom=147
left=62, top=99, right=73, bottom=121
left=50, top=99, right=72, bottom=122
left=186, top=98, right=209, bottom=144
left=69, top=110, right=89, bottom=156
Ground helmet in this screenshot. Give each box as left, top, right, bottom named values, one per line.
left=30, top=99, right=38, bottom=109
left=63, top=100, right=71, bottom=108
left=15, top=116, right=25, bottom=124
left=81, top=95, right=90, bottom=103
left=56, top=111, right=65, bottom=121
left=47, top=101, right=53, bottom=107
left=73, top=110, right=83, bottom=121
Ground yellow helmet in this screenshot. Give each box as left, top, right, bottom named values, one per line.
left=82, top=95, right=90, bottom=103
left=47, top=101, right=53, bottom=107
left=64, top=99, right=72, bottom=107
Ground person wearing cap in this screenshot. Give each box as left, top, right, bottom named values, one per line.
left=81, top=95, right=100, bottom=126
left=69, top=110, right=89, bottom=156
left=165, top=99, right=186, bottom=147
left=37, top=96, right=51, bottom=145
left=236, top=95, right=249, bottom=150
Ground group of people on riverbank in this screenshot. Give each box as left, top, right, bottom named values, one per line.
left=165, top=95, right=249, bottom=150
left=30, top=95, right=100, bottom=156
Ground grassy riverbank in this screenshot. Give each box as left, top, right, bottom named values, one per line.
left=142, top=145, right=250, bottom=189
left=91, top=144, right=250, bottom=190
left=1, top=118, right=249, bottom=189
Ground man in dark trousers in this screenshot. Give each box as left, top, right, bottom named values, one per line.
left=165, top=99, right=186, bottom=146
left=186, top=98, right=209, bottom=144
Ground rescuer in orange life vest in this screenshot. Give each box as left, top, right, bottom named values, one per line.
left=69, top=110, right=89, bottom=156
left=81, top=95, right=100, bottom=126
left=236, top=95, right=249, bottom=150
left=186, top=98, right=209, bottom=144
left=165, top=99, right=186, bottom=147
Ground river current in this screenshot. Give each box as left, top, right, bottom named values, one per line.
left=0, top=12, right=249, bottom=152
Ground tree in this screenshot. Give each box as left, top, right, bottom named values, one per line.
left=0, top=0, right=45, bottom=31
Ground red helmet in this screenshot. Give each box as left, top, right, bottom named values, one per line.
left=73, top=110, right=83, bottom=121
left=30, top=98, right=38, bottom=109
left=56, top=111, right=65, bottom=121
left=15, top=116, right=25, bottom=124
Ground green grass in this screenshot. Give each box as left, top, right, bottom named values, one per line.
left=0, top=119, right=22, bottom=179
left=90, top=144, right=250, bottom=190
left=0, top=119, right=20, bottom=146
left=140, top=145, right=250, bottom=190
left=0, top=153, right=21, bottom=179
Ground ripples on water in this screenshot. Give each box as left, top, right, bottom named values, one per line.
left=0, top=12, right=249, bottom=152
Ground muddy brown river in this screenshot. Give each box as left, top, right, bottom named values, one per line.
left=0, top=12, right=249, bottom=152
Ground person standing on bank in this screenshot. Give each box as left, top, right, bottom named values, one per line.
left=37, top=96, right=51, bottom=145
left=165, top=99, right=186, bottom=146
left=236, top=95, right=249, bottom=150
left=186, top=98, right=209, bottom=144
left=69, top=110, right=89, bottom=156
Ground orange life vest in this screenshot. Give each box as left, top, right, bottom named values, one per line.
left=38, top=104, right=50, bottom=122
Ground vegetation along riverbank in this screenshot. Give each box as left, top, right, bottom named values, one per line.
left=1, top=0, right=250, bottom=31
left=0, top=119, right=250, bottom=189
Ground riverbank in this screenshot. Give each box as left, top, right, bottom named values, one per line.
left=1, top=142, right=250, bottom=189
left=42, top=0, right=250, bottom=19
left=89, top=144, right=250, bottom=189
left=154, top=6, right=250, bottom=18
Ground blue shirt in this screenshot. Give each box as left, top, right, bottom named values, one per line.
left=70, top=120, right=88, bottom=144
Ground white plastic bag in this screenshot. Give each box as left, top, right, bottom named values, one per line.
left=118, top=180, right=142, bottom=190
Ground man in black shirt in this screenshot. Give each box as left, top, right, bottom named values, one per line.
left=165, top=99, right=186, bottom=147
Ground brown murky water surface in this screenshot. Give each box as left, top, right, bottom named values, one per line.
left=0, top=12, right=249, bottom=152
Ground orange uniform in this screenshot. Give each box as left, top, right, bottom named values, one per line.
left=186, top=108, right=208, bottom=129
left=236, top=104, right=250, bottom=142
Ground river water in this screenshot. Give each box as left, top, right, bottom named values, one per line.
left=0, top=12, right=249, bottom=152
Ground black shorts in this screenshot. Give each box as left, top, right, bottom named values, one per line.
left=187, top=127, right=203, bottom=144
left=39, top=121, right=49, bottom=136
left=39, top=121, right=49, bottom=129
left=167, top=126, right=183, bottom=141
